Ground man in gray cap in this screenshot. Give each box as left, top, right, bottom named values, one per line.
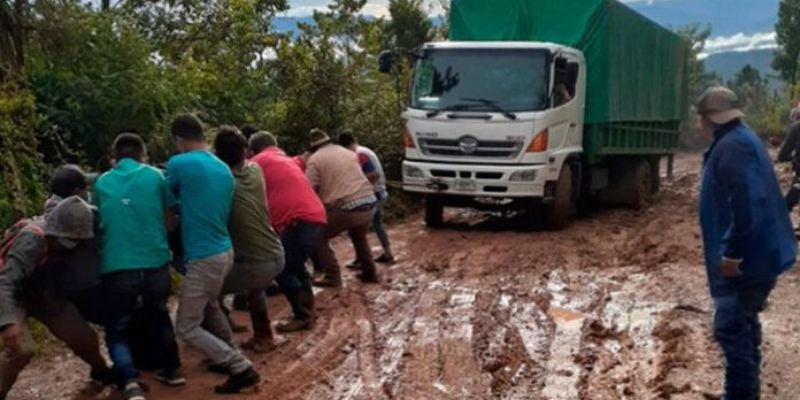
left=697, top=86, right=797, bottom=400
left=0, top=196, right=112, bottom=399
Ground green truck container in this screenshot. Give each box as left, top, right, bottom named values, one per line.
left=450, top=0, right=689, bottom=162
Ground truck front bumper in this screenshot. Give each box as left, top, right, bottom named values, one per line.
left=402, top=160, right=548, bottom=198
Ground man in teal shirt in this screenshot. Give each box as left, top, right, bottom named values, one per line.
left=167, top=114, right=260, bottom=394
left=94, top=133, right=184, bottom=400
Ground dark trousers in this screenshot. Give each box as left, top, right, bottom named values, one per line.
left=276, top=221, right=325, bottom=320
left=786, top=183, right=800, bottom=213
left=1, top=301, right=108, bottom=398
left=713, top=281, right=776, bottom=400
left=103, top=265, right=180, bottom=385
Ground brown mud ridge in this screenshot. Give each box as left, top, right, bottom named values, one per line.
left=10, top=154, right=800, bottom=400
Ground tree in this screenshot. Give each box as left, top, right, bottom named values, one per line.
left=677, top=24, right=721, bottom=101
left=676, top=24, right=722, bottom=149
left=388, top=0, right=433, bottom=51
left=0, top=0, right=29, bottom=83
left=773, top=0, right=800, bottom=86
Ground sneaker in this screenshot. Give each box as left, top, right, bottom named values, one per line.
left=356, top=271, right=379, bottom=283
left=123, top=382, right=146, bottom=400
left=241, top=337, right=275, bottom=353
left=207, top=363, right=230, bottom=375
left=214, top=367, right=261, bottom=394
left=375, top=254, right=395, bottom=264
left=276, top=318, right=314, bottom=333
left=90, top=367, right=115, bottom=387
left=154, top=369, right=186, bottom=387
left=345, top=260, right=362, bottom=270
left=312, top=276, right=342, bottom=288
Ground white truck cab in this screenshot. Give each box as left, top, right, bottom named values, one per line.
left=399, top=42, right=587, bottom=227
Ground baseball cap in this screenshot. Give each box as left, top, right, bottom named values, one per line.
left=696, top=86, right=745, bottom=125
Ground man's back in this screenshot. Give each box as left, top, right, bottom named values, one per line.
left=167, top=150, right=235, bottom=261
left=700, top=121, right=797, bottom=296
left=357, top=145, right=386, bottom=194
left=251, top=148, right=326, bottom=233
left=228, top=162, right=282, bottom=263
left=306, top=144, right=373, bottom=208
left=95, top=159, right=174, bottom=273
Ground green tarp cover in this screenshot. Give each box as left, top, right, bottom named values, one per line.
left=450, top=0, right=689, bottom=124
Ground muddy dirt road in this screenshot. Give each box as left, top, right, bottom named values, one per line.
left=10, top=153, right=800, bottom=399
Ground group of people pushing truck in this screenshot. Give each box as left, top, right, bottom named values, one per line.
left=0, top=114, right=394, bottom=400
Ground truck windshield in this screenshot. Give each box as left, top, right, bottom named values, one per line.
left=411, top=48, right=549, bottom=113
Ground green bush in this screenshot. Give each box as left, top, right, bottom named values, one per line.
left=0, top=85, right=48, bottom=228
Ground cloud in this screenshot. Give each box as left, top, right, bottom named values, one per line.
left=282, top=5, right=328, bottom=17
left=701, top=31, right=778, bottom=57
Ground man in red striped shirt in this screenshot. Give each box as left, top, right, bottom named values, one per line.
left=249, top=132, right=327, bottom=332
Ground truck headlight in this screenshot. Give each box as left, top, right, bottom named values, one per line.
left=509, top=169, right=537, bottom=182
left=403, top=165, right=424, bottom=178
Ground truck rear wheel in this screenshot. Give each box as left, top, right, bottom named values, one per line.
left=649, top=157, right=661, bottom=194
left=631, top=159, right=653, bottom=210
left=424, top=195, right=444, bottom=228
left=545, top=166, right=573, bottom=230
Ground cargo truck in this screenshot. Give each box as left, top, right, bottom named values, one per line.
left=379, top=0, right=689, bottom=229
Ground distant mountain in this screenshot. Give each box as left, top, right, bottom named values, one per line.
left=704, top=49, right=783, bottom=86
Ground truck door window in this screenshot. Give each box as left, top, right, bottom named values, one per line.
left=552, top=59, right=579, bottom=108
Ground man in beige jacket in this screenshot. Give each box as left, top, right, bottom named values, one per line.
left=305, top=128, right=379, bottom=287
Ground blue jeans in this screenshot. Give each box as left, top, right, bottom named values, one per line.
left=372, top=192, right=391, bottom=254
left=713, top=280, right=776, bottom=400
left=276, top=221, right=325, bottom=320
left=103, top=265, right=180, bottom=385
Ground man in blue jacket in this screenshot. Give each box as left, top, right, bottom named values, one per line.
left=697, top=86, right=797, bottom=400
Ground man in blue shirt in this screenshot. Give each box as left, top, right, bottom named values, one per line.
left=167, top=115, right=259, bottom=394
left=94, top=133, right=184, bottom=400
left=697, top=87, right=797, bottom=400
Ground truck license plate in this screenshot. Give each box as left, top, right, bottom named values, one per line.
left=454, top=179, right=477, bottom=192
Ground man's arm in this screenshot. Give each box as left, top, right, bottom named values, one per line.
left=717, top=140, right=768, bottom=262
left=0, top=231, right=46, bottom=330
left=358, top=154, right=379, bottom=183
left=777, top=124, right=800, bottom=163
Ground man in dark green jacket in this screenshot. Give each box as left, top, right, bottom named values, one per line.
left=0, top=196, right=112, bottom=399
left=214, top=126, right=285, bottom=353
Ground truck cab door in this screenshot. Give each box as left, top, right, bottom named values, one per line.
left=546, top=56, right=584, bottom=154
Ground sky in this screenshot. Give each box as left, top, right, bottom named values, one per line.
left=282, top=0, right=779, bottom=56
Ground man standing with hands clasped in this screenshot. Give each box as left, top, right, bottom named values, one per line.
left=697, top=86, right=797, bottom=400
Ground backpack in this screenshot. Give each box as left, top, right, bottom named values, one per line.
left=0, top=218, right=47, bottom=270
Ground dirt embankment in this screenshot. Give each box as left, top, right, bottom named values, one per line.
left=10, top=153, right=800, bottom=400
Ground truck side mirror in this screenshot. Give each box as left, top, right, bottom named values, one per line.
left=378, top=50, right=394, bottom=74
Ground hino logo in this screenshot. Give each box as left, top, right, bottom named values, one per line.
left=459, top=136, right=479, bottom=154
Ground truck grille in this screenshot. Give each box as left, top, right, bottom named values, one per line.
left=418, top=138, right=522, bottom=158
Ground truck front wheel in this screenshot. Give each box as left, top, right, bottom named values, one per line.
left=545, top=166, right=573, bottom=230
left=424, top=195, right=445, bottom=228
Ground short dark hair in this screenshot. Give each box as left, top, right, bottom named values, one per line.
left=171, top=114, right=205, bottom=141
left=240, top=124, right=259, bottom=140
left=249, top=131, right=278, bottom=154
left=112, top=133, right=146, bottom=161
left=338, top=131, right=357, bottom=148
left=213, top=125, right=248, bottom=168
left=51, top=164, right=88, bottom=198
